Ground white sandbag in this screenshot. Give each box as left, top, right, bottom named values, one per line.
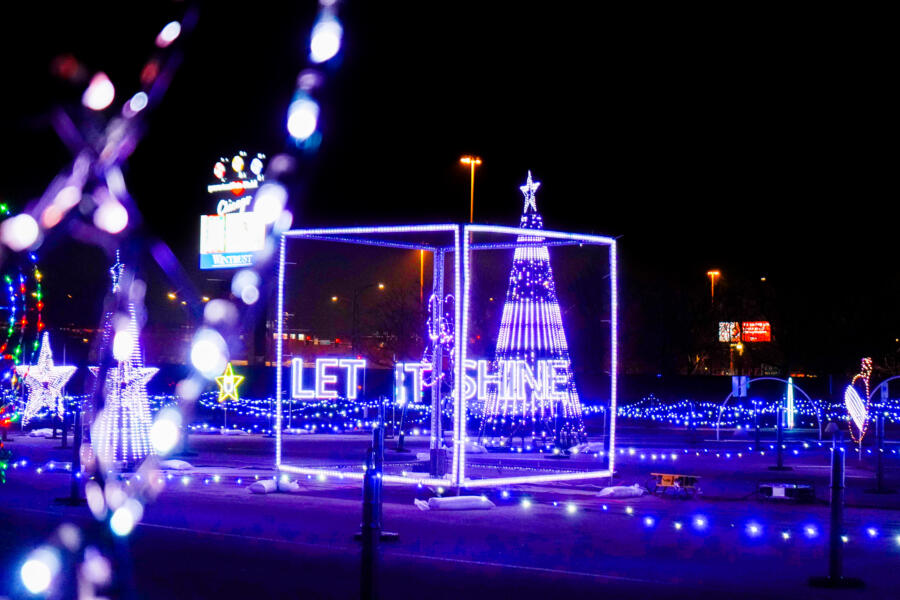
left=569, top=442, right=605, bottom=454
left=220, top=428, right=248, bottom=436
left=29, top=428, right=54, bottom=438
left=159, top=459, right=194, bottom=471
left=464, top=442, right=487, bottom=454
left=597, top=484, right=646, bottom=498
left=414, top=499, right=430, bottom=511
left=415, top=452, right=430, bottom=461
left=249, top=479, right=277, bottom=494
left=427, top=495, right=494, bottom=510
left=277, top=478, right=300, bottom=492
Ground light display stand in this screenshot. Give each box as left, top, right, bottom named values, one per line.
left=274, top=223, right=617, bottom=489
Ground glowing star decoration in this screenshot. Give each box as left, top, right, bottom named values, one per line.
left=519, top=170, right=540, bottom=213
left=844, top=357, right=873, bottom=443
left=89, top=306, right=158, bottom=467
left=89, top=257, right=158, bottom=467
left=216, top=363, right=244, bottom=403
left=15, top=332, right=76, bottom=426
left=478, top=171, right=587, bottom=448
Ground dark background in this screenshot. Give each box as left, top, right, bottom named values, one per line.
left=0, top=2, right=892, bottom=377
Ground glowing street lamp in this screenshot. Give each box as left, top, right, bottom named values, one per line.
left=459, top=156, right=482, bottom=223
left=706, top=270, right=720, bottom=301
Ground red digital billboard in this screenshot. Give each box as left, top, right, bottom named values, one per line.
left=741, top=321, right=771, bottom=342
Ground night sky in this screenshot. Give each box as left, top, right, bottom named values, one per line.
left=0, top=3, right=892, bottom=374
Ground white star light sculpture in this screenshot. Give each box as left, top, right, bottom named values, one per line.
left=90, top=306, right=159, bottom=467
left=15, top=332, right=77, bottom=427
left=519, top=170, right=540, bottom=213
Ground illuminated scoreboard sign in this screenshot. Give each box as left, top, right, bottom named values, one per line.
left=199, top=151, right=267, bottom=270
left=741, top=321, right=771, bottom=342
left=718, top=321, right=771, bottom=342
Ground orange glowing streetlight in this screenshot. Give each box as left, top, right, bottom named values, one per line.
left=706, top=270, right=720, bottom=301
left=459, top=155, right=482, bottom=223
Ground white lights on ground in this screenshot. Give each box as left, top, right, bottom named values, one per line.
left=150, top=408, right=182, bottom=455
left=287, top=97, right=319, bottom=141
left=565, top=503, right=577, bottom=514
left=745, top=522, right=762, bottom=537
left=643, top=516, right=656, bottom=528
left=803, top=525, right=819, bottom=539
left=521, top=498, right=532, bottom=509
left=82, top=72, right=115, bottom=110
left=190, top=328, right=228, bottom=378
left=21, top=547, right=60, bottom=595
left=866, top=527, right=878, bottom=538
left=310, top=16, right=343, bottom=63
left=1, top=213, right=40, bottom=251
left=253, top=183, right=287, bottom=225
left=155, top=21, right=182, bottom=47
left=692, top=516, right=708, bottom=530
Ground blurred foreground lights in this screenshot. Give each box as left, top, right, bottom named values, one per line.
left=21, top=547, right=60, bottom=595
left=150, top=408, right=182, bottom=455
left=112, top=329, right=134, bottom=361
left=287, top=97, right=319, bottom=141
left=254, top=183, right=288, bottom=225
left=190, top=328, right=228, bottom=378
left=155, top=21, right=182, bottom=48
left=1, top=213, right=40, bottom=251
left=81, top=547, right=111, bottom=587
left=204, top=299, right=238, bottom=326
left=232, top=269, right=261, bottom=305
left=94, top=200, right=129, bottom=233
left=127, top=91, right=149, bottom=114
left=310, top=16, right=343, bottom=63
left=82, top=72, right=115, bottom=111
left=110, top=498, right=144, bottom=537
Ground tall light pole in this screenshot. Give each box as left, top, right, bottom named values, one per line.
left=459, top=155, right=482, bottom=223
left=707, top=270, right=720, bottom=302
left=333, top=283, right=385, bottom=353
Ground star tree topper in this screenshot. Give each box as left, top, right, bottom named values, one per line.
left=216, top=362, right=244, bottom=403
left=15, top=332, right=77, bottom=426
left=519, top=170, right=541, bottom=213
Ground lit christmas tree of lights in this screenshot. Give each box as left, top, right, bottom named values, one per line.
left=90, top=255, right=158, bottom=468
left=15, top=332, right=76, bottom=427
left=479, top=171, right=587, bottom=448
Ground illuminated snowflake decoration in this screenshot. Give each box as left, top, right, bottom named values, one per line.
left=15, top=332, right=76, bottom=426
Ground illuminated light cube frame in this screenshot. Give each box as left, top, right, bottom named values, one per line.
left=274, top=223, right=617, bottom=488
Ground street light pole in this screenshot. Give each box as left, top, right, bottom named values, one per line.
left=707, top=270, right=720, bottom=302
left=459, top=156, right=482, bottom=223
left=336, top=283, right=385, bottom=354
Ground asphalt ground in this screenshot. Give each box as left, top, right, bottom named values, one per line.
left=1, top=429, right=899, bottom=599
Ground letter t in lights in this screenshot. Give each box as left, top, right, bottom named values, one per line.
left=339, top=358, right=366, bottom=400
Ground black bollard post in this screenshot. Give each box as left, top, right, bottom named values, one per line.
left=754, top=402, right=761, bottom=452
left=60, top=412, right=68, bottom=450
left=359, top=447, right=379, bottom=600
left=769, top=406, right=791, bottom=471
left=810, top=424, right=864, bottom=588
left=866, top=414, right=895, bottom=494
